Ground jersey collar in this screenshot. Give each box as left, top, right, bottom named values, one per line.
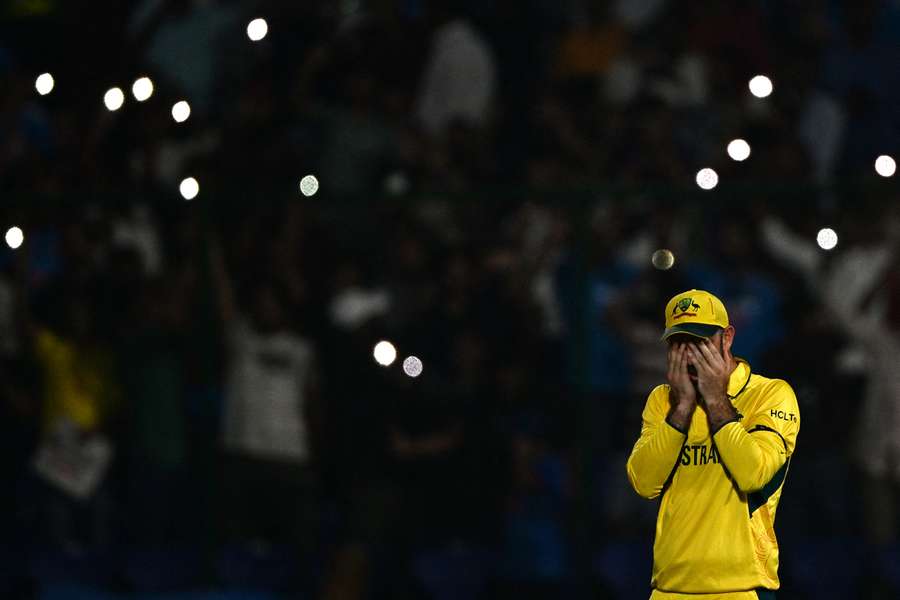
left=727, top=358, right=752, bottom=400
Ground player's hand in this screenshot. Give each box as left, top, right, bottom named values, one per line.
left=687, top=339, right=729, bottom=405
left=667, top=343, right=697, bottom=408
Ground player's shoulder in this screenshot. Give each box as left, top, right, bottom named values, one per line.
left=748, top=373, right=798, bottom=406
left=648, top=383, right=671, bottom=402
left=639, top=384, right=672, bottom=418
left=749, top=372, right=794, bottom=393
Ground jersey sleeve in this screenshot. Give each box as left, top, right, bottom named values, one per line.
left=742, top=379, right=800, bottom=456
left=712, top=380, right=799, bottom=493
left=626, top=385, right=687, bottom=499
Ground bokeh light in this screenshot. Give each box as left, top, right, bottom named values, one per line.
left=748, top=75, right=773, bottom=98
left=651, top=249, right=675, bottom=270
left=5, top=227, right=24, bottom=250
left=104, top=87, right=125, bottom=111
left=131, top=77, right=154, bottom=102
left=373, top=340, right=397, bottom=366
left=727, top=139, right=751, bottom=162
left=384, top=171, right=410, bottom=196
left=695, top=168, right=719, bottom=190
left=875, top=155, right=896, bottom=178
left=247, top=18, right=268, bottom=41
left=180, top=177, right=199, bottom=200
left=816, top=228, right=838, bottom=250
left=171, top=100, right=191, bottom=123
left=403, top=356, right=423, bottom=378
left=300, top=175, right=319, bottom=197
left=35, top=73, right=54, bottom=95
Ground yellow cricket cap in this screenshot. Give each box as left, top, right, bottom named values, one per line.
left=661, top=289, right=729, bottom=341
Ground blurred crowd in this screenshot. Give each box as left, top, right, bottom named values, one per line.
left=2, top=0, right=899, bottom=195
left=1, top=1, right=900, bottom=599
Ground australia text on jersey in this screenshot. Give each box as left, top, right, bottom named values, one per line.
left=679, top=443, right=720, bottom=466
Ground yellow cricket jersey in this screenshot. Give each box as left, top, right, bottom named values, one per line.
left=626, top=359, right=799, bottom=597
left=34, top=328, right=116, bottom=432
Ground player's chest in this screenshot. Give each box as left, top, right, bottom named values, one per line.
left=676, top=408, right=723, bottom=469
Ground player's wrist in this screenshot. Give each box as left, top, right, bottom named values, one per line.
left=666, top=402, right=694, bottom=434
left=701, top=391, right=728, bottom=408
left=665, top=415, right=689, bottom=434
left=706, top=396, right=739, bottom=434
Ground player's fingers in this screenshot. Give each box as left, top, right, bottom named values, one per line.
left=699, top=339, right=717, bottom=359
left=680, top=345, right=693, bottom=375
left=668, top=345, right=680, bottom=381
left=674, top=347, right=687, bottom=381
left=667, top=343, right=677, bottom=367
left=687, top=344, right=710, bottom=372
left=670, top=345, right=686, bottom=381
left=698, top=339, right=724, bottom=370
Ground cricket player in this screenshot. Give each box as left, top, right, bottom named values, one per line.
left=627, top=290, right=799, bottom=600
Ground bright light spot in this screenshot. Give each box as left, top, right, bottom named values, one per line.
left=817, top=228, right=838, bottom=250
left=5, top=227, right=24, bottom=250
left=131, top=76, right=154, bottom=102
left=103, top=87, right=125, bottom=111
left=171, top=100, right=191, bottom=123
left=373, top=340, right=397, bottom=366
left=35, top=73, right=54, bottom=95
left=695, top=167, right=719, bottom=190
left=727, top=139, right=751, bottom=162
left=403, top=356, right=423, bottom=378
left=299, top=175, right=319, bottom=197
left=875, top=155, right=896, bottom=178
left=247, top=18, right=268, bottom=41
left=651, top=249, right=675, bottom=270
left=384, top=171, right=410, bottom=196
left=179, top=177, right=199, bottom=200
left=748, top=75, right=773, bottom=98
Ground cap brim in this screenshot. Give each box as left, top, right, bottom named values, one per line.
left=661, top=323, right=722, bottom=341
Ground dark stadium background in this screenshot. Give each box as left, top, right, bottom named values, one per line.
left=1, top=1, right=899, bottom=599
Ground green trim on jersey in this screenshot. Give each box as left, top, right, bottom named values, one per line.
left=749, top=458, right=790, bottom=515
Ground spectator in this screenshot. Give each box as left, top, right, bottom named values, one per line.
left=27, top=286, right=120, bottom=547
left=118, top=270, right=193, bottom=544
left=820, top=221, right=900, bottom=548
left=209, top=236, right=323, bottom=561
left=556, top=202, right=638, bottom=452
left=415, top=1, right=496, bottom=137
left=129, top=0, right=242, bottom=115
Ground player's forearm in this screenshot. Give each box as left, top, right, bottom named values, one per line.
left=666, top=400, right=694, bottom=433
left=626, top=422, right=686, bottom=499
left=712, top=422, right=786, bottom=492
left=703, top=395, right=740, bottom=434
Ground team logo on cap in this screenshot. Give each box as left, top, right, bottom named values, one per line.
left=672, top=297, right=701, bottom=319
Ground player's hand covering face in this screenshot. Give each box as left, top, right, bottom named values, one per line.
left=686, top=338, right=730, bottom=403
left=667, top=341, right=697, bottom=407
